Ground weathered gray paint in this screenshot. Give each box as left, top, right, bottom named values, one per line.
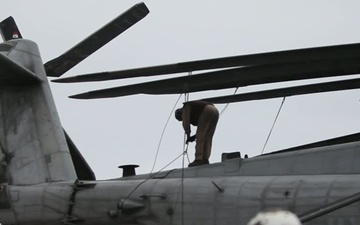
left=0, top=39, right=76, bottom=185
left=1, top=174, right=359, bottom=225
left=126, top=141, right=360, bottom=180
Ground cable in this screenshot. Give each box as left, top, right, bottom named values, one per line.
left=261, top=97, right=286, bottom=154
left=219, top=87, right=239, bottom=117
left=166, top=144, right=189, bottom=225
left=123, top=150, right=186, bottom=203
left=182, top=71, right=192, bottom=164
left=150, top=94, right=183, bottom=173
left=185, top=92, right=189, bottom=103
left=124, top=72, right=194, bottom=210
left=181, top=144, right=187, bottom=225
left=180, top=71, right=192, bottom=225
left=150, top=73, right=191, bottom=173
left=182, top=134, right=191, bottom=164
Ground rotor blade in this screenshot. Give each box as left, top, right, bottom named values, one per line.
left=64, top=130, right=96, bottom=181
left=202, top=77, right=360, bottom=104
left=0, top=16, right=23, bottom=41
left=53, top=42, right=360, bottom=83
left=44, top=2, right=149, bottom=77
left=263, top=132, right=360, bottom=155
left=69, top=57, right=360, bottom=99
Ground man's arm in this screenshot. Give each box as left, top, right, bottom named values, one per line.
left=186, top=134, right=196, bottom=143
left=182, top=103, right=191, bottom=138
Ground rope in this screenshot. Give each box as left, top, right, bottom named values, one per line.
left=261, top=97, right=286, bottom=154
left=183, top=71, right=192, bottom=164
left=150, top=69, right=192, bottom=173
left=128, top=71, right=193, bottom=221
left=180, top=71, right=193, bottom=225
left=183, top=71, right=191, bottom=103
left=219, top=87, right=239, bottom=117
left=150, top=94, right=183, bottom=173
left=121, top=71, right=199, bottom=225
left=123, top=150, right=187, bottom=203
left=181, top=144, right=188, bottom=225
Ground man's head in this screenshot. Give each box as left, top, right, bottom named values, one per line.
left=175, top=108, right=182, bottom=121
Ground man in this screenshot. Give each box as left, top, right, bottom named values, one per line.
left=175, top=100, right=219, bottom=167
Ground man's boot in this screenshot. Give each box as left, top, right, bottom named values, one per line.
left=188, top=160, right=204, bottom=167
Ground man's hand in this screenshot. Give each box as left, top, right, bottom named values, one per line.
left=186, top=135, right=196, bottom=144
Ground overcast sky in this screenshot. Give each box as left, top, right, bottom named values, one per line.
left=3, top=1, right=360, bottom=179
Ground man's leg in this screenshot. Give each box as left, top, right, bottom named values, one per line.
left=194, top=116, right=208, bottom=161
left=188, top=108, right=211, bottom=167
left=203, top=106, right=219, bottom=163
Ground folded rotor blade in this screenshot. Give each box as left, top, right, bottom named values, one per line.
left=0, top=16, right=23, bottom=41
left=45, top=2, right=149, bottom=77
left=54, top=42, right=360, bottom=83
left=64, top=130, right=96, bottom=181
left=69, top=57, right=360, bottom=99
left=202, top=77, right=360, bottom=104
left=264, top=132, right=360, bottom=155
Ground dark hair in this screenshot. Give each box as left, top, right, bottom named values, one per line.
left=175, top=108, right=182, bottom=121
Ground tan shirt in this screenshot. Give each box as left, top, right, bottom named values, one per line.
left=182, top=101, right=213, bottom=135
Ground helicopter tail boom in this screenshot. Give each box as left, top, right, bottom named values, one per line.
left=0, top=39, right=77, bottom=185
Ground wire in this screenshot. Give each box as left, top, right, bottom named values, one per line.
left=123, top=150, right=187, bottom=203
left=261, top=97, right=286, bottom=154
left=180, top=71, right=192, bottom=225
left=181, top=144, right=187, bottom=225
left=182, top=134, right=191, bottom=164
left=150, top=69, right=192, bottom=173
left=185, top=92, right=189, bottom=102
left=182, top=71, right=192, bottom=164
left=219, top=87, right=239, bottom=117
left=166, top=144, right=189, bottom=225
left=124, top=72, right=194, bottom=209
left=150, top=94, right=183, bottom=173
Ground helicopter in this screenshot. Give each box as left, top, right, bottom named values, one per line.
left=1, top=2, right=360, bottom=225
left=6, top=1, right=360, bottom=178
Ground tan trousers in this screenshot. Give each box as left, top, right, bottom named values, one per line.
left=195, top=105, right=219, bottom=161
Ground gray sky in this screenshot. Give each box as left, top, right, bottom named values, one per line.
left=3, top=1, right=360, bottom=179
